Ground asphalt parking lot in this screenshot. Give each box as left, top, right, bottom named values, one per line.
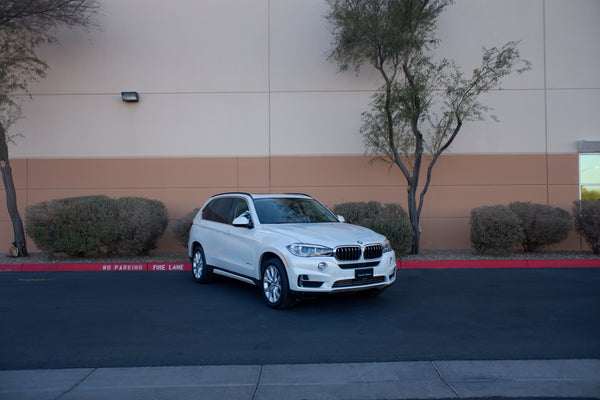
left=1, top=267, right=599, bottom=399
left=1, top=268, right=599, bottom=370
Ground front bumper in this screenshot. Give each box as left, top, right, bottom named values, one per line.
left=283, top=250, right=397, bottom=293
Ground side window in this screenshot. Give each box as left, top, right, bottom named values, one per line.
left=202, top=198, right=233, bottom=224
left=229, top=198, right=250, bottom=224
left=202, top=200, right=216, bottom=220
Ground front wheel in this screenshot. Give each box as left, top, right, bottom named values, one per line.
left=191, top=246, right=212, bottom=283
left=261, top=258, right=295, bottom=309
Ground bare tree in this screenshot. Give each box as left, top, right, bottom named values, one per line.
left=0, top=0, right=99, bottom=256
left=326, top=0, right=530, bottom=253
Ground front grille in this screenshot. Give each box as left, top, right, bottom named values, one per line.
left=338, top=261, right=380, bottom=269
left=335, top=246, right=361, bottom=261
left=364, top=244, right=383, bottom=259
left=332, top=276, right=385, bottom=288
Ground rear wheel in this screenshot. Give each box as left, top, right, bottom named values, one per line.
left=261, top=258, right=295, bottom=309
left=191, top=246, right=212, bottom=283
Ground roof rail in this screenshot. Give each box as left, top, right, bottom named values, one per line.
left=208, top=192, right=313, bottom=199
left=209, top=192, right=254, bottom=199
left=284, top=193, right=312, bottom=197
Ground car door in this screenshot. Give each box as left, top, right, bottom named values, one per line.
left=220, top=197, right=260, bottom=279
left=198, top=197, right=233, bottom=268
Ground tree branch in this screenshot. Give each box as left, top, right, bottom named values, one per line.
left=417, top=117, right=462, bottom=216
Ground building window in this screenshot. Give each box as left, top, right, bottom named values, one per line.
left=580, top=153, right=600, bottom=201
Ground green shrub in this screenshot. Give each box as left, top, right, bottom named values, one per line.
left=26, top=195, right=168, bottom=256
left=508, top=202, right=571, bottom=252
left=115, top=197, right=169, bottom=255
left=573, top=199, right=600, bottom=254
left=333, top=200, right=408, bottom=222
left=333, top=201, right=413, bottom=255
left=170, top=208, right=200, bottom=248
left=471, top=205, right=524, bottom=255
left=26, top=195, right=119, bottom=256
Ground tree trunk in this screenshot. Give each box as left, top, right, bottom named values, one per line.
left=0, top=125, right=28, bottom=257
left=407, top=185, right=421, bottom=255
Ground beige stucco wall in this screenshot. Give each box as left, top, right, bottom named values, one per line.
left=2, top=0, right=599, bottom=252
left=0, top=154, right=582, bottom=252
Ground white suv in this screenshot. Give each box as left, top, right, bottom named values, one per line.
left=188, top=193, right=397, bottom=308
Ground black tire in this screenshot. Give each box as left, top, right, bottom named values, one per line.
left=191, top=246, right=212, bottom=283
left=261, top=258, right=295, bottom=309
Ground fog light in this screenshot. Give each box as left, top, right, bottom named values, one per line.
left=298, top=275, right=309, bottom=287
left=317, top=262, right=328, bottom=271
left=297, top=274, right=324, bottom=288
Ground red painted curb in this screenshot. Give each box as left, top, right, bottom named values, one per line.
left=526, top=259, right=600, bottom=268
left=397, top=260, right=528, bottom=269
left=148, top=263, right=189, bottom=272
left=0, top=262, right=193, bottom=272
left=397, top=259, right=600, bottom=269
left=1, top=260, right=599, bottom=272
left=0, top=264, right=22, bottom=272
left=21, top=264, right=57, bottom=272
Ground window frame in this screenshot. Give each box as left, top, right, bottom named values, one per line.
left=579, top=152, right=600, bottom=201
left=202, top=197, right=233, bottom=224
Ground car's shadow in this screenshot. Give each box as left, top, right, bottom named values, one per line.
left=200, top=273, right=398, bottom=312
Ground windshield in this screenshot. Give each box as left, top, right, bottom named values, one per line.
left=253, top=197, right=339, bottom=224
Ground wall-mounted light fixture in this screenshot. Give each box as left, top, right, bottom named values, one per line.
left=121, top=91, right=140, bottom=103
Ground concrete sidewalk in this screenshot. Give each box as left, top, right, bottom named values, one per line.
left=1, top=359, right=599, bottom=400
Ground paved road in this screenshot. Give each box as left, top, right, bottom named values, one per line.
left=1, top=268, right=599, bottom=370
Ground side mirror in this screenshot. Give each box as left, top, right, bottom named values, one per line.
left=337, top=215, right=346, bottom=223
left=232, top=215, right=253, bottom=229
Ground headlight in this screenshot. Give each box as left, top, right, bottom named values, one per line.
left=287, top=244, right=334, bottom=257
left=382, top=239, right=393, bottom=253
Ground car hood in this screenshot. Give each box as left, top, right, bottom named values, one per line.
left=260, top=222, right=386, bottom=247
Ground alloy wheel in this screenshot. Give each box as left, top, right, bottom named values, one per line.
left=263, top=264, right=282, bottom=304
left=192, top=250, right=203, bottom=280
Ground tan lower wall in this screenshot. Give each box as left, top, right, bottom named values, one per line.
left=0, top=153, right=584, bottom=253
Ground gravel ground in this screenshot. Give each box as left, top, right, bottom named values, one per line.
left=1, top=248, right=598, bottom=265
left=0, top=251, right=190, bottom=265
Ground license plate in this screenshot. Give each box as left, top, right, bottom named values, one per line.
left=355, top=268, right=373, bottom=281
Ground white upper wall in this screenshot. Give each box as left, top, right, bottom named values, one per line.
left=31, top=0, right=270, bottom=94
left=545, top=0, right=600, bottom=89
left=545, top=0, right=600, bottom=153
left=9, top=0, right=600, bottom=158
